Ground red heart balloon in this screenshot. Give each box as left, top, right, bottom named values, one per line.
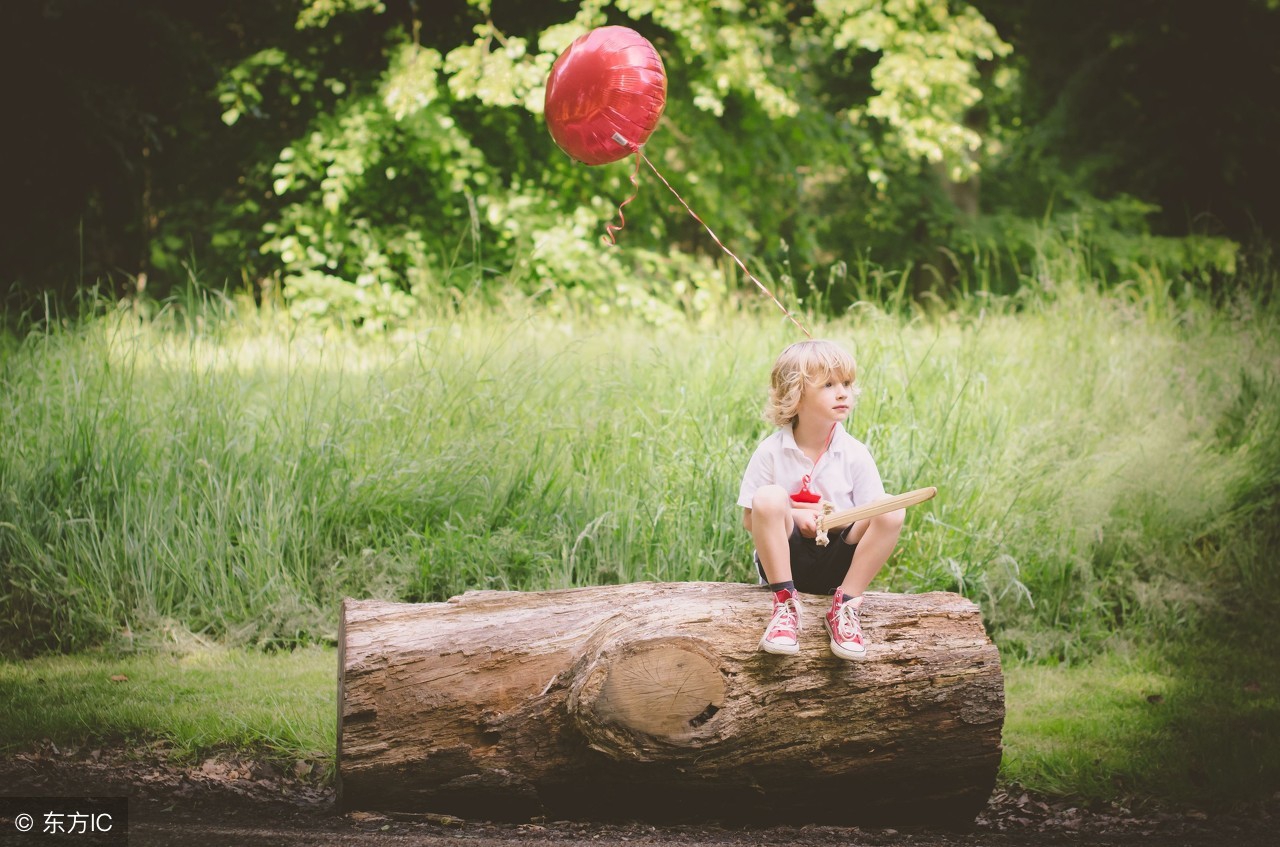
left=544, top=26, right=667, bottom=166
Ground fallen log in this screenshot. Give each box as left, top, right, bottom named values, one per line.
left=338, top=582, right=1003, bottom=825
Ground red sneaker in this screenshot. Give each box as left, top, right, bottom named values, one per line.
left=759, top=589, right=801, bottom=655
left=825, top=591, right=867, bottom=660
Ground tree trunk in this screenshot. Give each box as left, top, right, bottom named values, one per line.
left=338, top=582, right=1003, bottom=825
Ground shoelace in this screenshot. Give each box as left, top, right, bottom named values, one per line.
left=833, top=602, right=862, bottom=639
left=770, top=598, right=800, bottom=633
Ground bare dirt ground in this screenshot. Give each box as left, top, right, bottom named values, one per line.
left=2, top=743, right=1277, bottom=847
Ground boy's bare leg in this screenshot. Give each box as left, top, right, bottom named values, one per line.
left=748, top=485, right=804, bottom=655
left=839, top=509, right=906, bottom=598
left=746, top=485, right=795, bottom=583
left=823, top=509, right=904, bottom=661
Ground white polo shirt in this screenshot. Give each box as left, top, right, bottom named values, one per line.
left=737, top=422, right=886, bottom=511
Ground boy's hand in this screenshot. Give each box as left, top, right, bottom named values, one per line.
left=791, top=504, right=821, bottom=538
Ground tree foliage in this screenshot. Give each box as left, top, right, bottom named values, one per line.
left=218, top=0, right=1016, bottom=323
left=1, top=0, right=1270, bottom=317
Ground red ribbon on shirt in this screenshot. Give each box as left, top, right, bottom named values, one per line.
left=790, top=422, right=838, bottom=505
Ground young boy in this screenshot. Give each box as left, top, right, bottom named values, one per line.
left=738, top=339, right=905, bottom=660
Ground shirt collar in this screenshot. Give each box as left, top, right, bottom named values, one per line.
left=782, top=421, right=847, bottom=455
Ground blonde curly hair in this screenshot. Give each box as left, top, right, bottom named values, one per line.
left=763, top=339, right=859, bottom=428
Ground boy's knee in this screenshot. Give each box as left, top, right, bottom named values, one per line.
left=751, top=485, right=791, bottom=517
left=873, top=508, right=906, bottom=534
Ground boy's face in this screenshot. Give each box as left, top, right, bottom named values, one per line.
left=797, top=373, right=853, bottom=426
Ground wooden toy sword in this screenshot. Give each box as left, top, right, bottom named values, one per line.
left=814, top=486, right=938, bottom=546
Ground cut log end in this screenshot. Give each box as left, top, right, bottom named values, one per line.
left=570, top=638, right=727, bottom=757
left=593, top=644, right=724, bottom=736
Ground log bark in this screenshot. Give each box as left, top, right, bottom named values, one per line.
left=338, top=582, right=1003, bottom=825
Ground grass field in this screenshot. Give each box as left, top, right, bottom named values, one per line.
left=1, top=265, right=1277, bottom=807
left=2, top=634, right=1276, bottom=809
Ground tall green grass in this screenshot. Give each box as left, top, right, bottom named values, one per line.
left=1, top=263, right=1276, bottom=659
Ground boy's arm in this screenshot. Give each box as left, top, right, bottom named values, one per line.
left=791, top=502, right=821, bottom=537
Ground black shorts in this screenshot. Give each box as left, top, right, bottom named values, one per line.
left=754, top=525, right=857, bottom=595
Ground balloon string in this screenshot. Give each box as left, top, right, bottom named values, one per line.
left=639, top=152, right=812, bottom=339
left=603, top=150, right=644, bottom=246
